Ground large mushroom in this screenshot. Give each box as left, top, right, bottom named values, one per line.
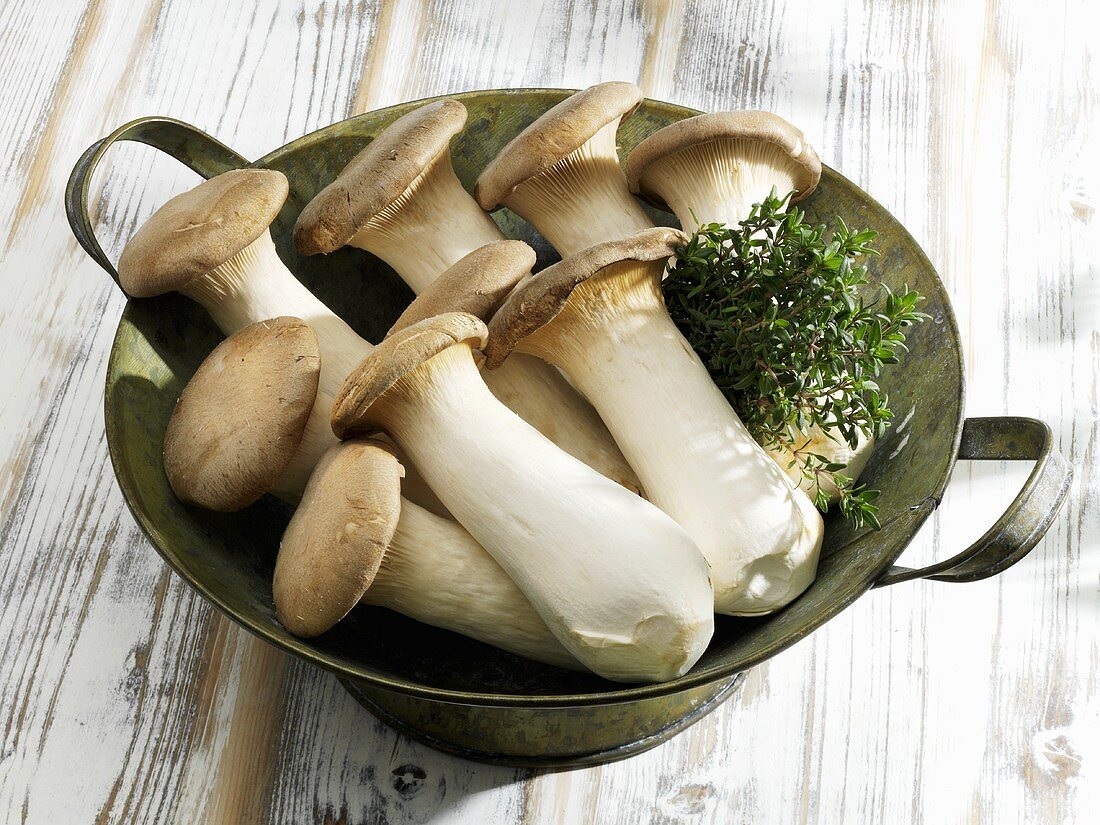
left=294, top=100, right=640, bottom=493
left=164, top=316, right=320, bottom=511
left=626, top=111, right=872, bottom=495
left=475, top=82, right=653, bottom=256
left=274, top=438, right=577, bottom=670
left=485, top=228, right=824, bottom=616
left=332, top=312, right=715, bottom=683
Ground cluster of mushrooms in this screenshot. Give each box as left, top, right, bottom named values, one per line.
left=118, top=82, right=870, bottom=684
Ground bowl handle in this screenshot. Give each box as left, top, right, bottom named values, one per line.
left=65, top=117, right=249, bottom=286
left=874, top=416, right=1071, bottom=587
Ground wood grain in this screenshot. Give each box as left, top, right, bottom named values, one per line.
left=0, top=0, right=1095, bottom=822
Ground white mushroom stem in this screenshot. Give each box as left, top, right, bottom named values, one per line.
left=179, top=231, right=441, bottom=510
left=343, top=149, right=642, bottom=494
left=348, top=154, right=503, bottom=294
left=500, top=121, right=653, bottom=256
left=770, top=425, right=874, bottom=501
left=639, top=138, right=804, bottom=231
left=513, top=261, right=823, bottom=616
left=363, top=341, right=714, bottom=683
left=362, top=499, right=579, bottom=670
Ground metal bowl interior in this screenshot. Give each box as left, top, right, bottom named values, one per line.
left=105, top=89, right=963, bottom=707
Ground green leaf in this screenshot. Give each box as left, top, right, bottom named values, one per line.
left=661, top=194, right=927, bottom=527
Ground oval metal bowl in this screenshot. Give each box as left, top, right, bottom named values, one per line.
left=67, top=89, right=1071, bottom=768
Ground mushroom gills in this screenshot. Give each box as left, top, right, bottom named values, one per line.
left=639, top=137, right=806, bottom=230
left=348, top=153, right=503, bottom=294
left=500, top=120, right=652, bottom=256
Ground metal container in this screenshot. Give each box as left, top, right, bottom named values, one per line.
left=66, top=90, right=1072, bottom=768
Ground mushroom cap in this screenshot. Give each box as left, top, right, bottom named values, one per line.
left=484, top=227, right=686, bottom=369
left=626, top=111, right=822, bottom=209
left=118, top=169, right=289, bottom=298
left=273, top=438, right=404, bottom=637
left=474, top=82, right=643, bottom=210
left=387, top=240, right=535, bottom=335
left=294, top=99, right=468, bottom=256
left=332, top=312, right=488, bottom=439
left=163, top=316, right=321, bottom=511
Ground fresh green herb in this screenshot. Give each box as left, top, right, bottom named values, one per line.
left=663, top=190, right=927, bottom=528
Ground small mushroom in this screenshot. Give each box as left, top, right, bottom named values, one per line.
left=475, top=82, right=653, bottom=256
left=485, top=228, right=824, bottom=616
left=118, top=168, right=442, bottom=512
left=164, top=317, right=320, bottom=511
left=626, top=110, right=822, bottom=230
left=294, top=104, right=641, bottom=493
left=274, top=438, right=578, bottom=669
left=332, top=312, right=714, bottom=683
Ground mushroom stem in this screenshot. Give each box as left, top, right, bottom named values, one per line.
left=334, top=321, right=714, bottom=683
left=347, top=155, right=503, bottom=294
left=179, top=232, right=441, bottom=511
left=499, top=256, right=823, bottom=616
left=362, top=499, right=580, bottom=670
left=499, top=120, right=652, bottom=256
left=182, top=232, right=365, bottom=384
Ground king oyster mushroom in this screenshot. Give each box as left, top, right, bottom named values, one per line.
left=625, top=110, right=873, bottom=494
left=331, top=311, right=715, bottom=683
left=164, top=316, right=320, bottom=511
left=475, top=82, right=653, bottom=257
left=147, top=239, right=579, bottom=670
left=293, top=100, right=639, bottom=493
left=118, top=167, right=450, bottom=512
left=485, top=228, right=824, bottom=616
left=274, top=438, right=577, bottom=670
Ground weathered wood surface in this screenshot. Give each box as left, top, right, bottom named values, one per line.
left=0, top=0, right=1095, bottom=822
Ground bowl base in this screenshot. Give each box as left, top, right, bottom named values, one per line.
left=340, top=672, right=745, bottom=768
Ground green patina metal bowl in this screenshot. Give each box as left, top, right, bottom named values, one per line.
left=67, top=90, right=1071, bottom=768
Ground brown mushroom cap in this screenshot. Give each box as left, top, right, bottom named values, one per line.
left=332, top=312, right=487, bottom=439
left=484, top=228, right=685, bottom=369
left=118, top=169, right=289, bottom=298
left=626, top=111, right=822, bottom=209
left=474, top=82, right=643, bottom=211
left=273, top=438, right=403, bottom=637
left=386, top=240, right=535, bottom=335
left=163, top=316, right=321, bottom=511
left=293, top=100, right=468, bottom=256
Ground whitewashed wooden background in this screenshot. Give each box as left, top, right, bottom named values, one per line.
left=0, top=0, right=1095, bottom=822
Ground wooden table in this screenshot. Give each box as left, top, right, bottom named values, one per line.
left=1, top=1, right=1095, bottom=821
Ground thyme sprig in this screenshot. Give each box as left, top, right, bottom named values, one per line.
left=663, top=191, right=927, bottom=528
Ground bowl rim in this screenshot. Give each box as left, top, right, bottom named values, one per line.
left=104, top=88, right=965, bottom=708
